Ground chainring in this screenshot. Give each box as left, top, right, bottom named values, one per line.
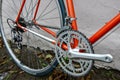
left=55, top=30, right=94, bottom=77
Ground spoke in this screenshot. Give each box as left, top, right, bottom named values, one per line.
left=24, top=28, right=54, bottom=69
left=18, top=0, right=24, bottom=17
left=39, top=17, right=60, bottom=21
left=1, top=0, right=61, bottom=75
left=2, top=4, right=16, bottom=19
left=2, top=0, right=25, bottom=19
left=35, top=23, right=60, bottom=30
left=24, top=1, right=38, bottom=19
left=24, top=0, right=29, bottom=20
left=25, top=0, right=34, bottom=19
left=18, top=0, right=22, bottom=6
left=7, top=0, right=18, bottom=15
left=11, top=0, right=18, bottom=12
left=37, top=0, right=54, bottom=20
left=37, top=7, right=57, bottom=20
left=12, top=0, right=25, bottom=18
left=1, top=10, right=13, bottom=19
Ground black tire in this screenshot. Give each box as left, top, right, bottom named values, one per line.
left=0, top=0, right=66, bottom=76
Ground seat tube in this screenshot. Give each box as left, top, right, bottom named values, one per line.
left=66, top=0, right=78, bottom=30
left=33, top=0, right=41, bottom=20
left=66, top=0, right=78, bottom=48
left=16, top=0, right=26, bottom=22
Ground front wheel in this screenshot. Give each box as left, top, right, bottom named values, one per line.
left=0, top=0, right=66, bottom=76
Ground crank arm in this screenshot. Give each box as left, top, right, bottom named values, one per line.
left=69, top=50, right=113, bottom=63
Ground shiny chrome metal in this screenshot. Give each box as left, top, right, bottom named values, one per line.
left=25, top=28, right=56, bottom=44
left=69, top=49, right=113, bottom=63
left=18, top=23, right=56, bottom=44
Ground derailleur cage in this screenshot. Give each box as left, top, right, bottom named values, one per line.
left=11, top=28, right=23, bottom=49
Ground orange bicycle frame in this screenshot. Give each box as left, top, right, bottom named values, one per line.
left=16, top=0, right=120, bottom=46
left=89, top=13, right=120, bottom=44
left=16, top=0, right=56, bottom=38
left=66, top=0, right=120, bottom=45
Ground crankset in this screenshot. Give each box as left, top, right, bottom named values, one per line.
left=55, top=30, right=113, bottom=77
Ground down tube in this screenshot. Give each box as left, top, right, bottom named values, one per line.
left=89, top=13, right=120, bottom=44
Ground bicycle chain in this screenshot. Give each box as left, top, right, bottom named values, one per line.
left=94, top=63, right=112, bottom=70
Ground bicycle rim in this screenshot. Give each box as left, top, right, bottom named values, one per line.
left=0, top=0, right=66, bottom=76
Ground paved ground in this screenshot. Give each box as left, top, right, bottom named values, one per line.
left=0, top=0, right=120, bottom=71
left=73, top=0, right=120, bottom=70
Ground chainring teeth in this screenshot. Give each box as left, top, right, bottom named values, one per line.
left=55, top=30, right=94, bottom=77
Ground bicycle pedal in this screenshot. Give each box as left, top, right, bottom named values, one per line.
left=69, top=49, right=113, bottom=63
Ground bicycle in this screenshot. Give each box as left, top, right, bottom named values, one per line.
left=0, top=0, right=118, bottom=77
